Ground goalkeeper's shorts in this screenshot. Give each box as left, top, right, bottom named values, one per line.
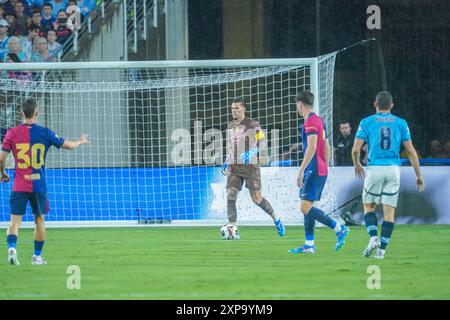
left=363, top=166, right=400, bottom=208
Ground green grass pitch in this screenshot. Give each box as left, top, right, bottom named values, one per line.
left=0, top=225, right=449, bottom=299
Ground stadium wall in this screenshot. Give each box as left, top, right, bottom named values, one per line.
left=0, top=167, right=448, bottom=225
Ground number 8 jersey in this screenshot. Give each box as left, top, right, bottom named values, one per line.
left=356, top=112, right=411, bottom=166
left=1, top=124, right=65, bottom=192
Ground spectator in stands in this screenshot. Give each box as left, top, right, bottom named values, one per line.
left=4, top=0, right=31, bottom=17
left=53, top=9, right=71, bottom=44
left=20, top=23, right=39, bottom=61
left=66, top=0, right=81, bottom=31
left=427, top=139, right=446, bottom=158
left=5, top=50, right=19, bottom=62
left=334, top=120, right=368, bottom=166
left=31, top=36, right=54, bottom=61
left=27, top=0, right=44, bottom=9
left=0, top=19, right=9, bottom=61
left=76, top=0, right=95, bottom=18
left=5, top=11, right=24, bottom=36
left=46, top=27, right=61, bottom=60
left=41, top=2, right=55, bottom=29
left=7, top=35, right=25, bottom=61
left=49, top=0, right=67, bottom=17
left=6, top=52, right=32, bottom=81
left=0, top=4, right=5, bottom=20
left=444, top=140, right=450, bottom=158
left=14, top=1, right=30, bottom=31
left=30, top=8, right=41, bottom=27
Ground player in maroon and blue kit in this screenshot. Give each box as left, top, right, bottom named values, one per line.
left=0, top=98, right=89, bottom=265
left=289, top=91, right=348, bottom=254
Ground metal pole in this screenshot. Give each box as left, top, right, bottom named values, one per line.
left=88, top=16, right=92, bottom=33
left=143, top=0, right=147, bottom=40
left=123, top=0, right=128, bottom=60
left=153, top=0, right=158, bottom=28
left=73, top=30, right=78, bottom=53
left=101, top=0, right=105, bottom=19
left=133, top=0, right=137, bottom=53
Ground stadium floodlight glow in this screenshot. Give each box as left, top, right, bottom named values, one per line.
left=0, top=54, right=337, bottom=227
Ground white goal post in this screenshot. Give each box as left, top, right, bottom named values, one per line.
left=0, top=54, right=337, bottom=228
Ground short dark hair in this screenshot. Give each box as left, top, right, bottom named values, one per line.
left=22, top=99, right=38, bottom=119
left=232, top=97, right=246, bottom=108
left=28, top=24, right=40, bottom=33
left=339, top=120, right=350, bottom=126
left=375, top=91, right=393, bottom=110
left=43, top=2, right=53, bottom=9
left=295, top=90, right=314, bottom=106
left=7, top=52, right=21, bottom=63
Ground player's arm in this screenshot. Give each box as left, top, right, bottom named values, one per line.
left=352, top=138, right=365, bottom=179
left=240, top=123, right=265, bottom=165
left=0, top=151, right=10, bottom=182
left=297, top=133, right=317, bottom=188
left=62, top=134, right=89, bottom=150
left=402, top=140, right=425, bottom=192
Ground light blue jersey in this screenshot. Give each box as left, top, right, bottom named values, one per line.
left=356, top=112, right=411, bottom=166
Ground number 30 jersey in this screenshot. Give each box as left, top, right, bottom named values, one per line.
left=2, top=124, right=65, bottom=192
left=356, top=112, right=411, bottom=166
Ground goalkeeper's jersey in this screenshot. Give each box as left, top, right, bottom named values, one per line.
left=227, top=117, right=264, bottom=166
left=2, top=124, right=65, bottom=193
left=356, top=112, right=411, bottom=166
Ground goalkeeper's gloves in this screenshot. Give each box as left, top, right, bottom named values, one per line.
left=221, top=161, right=230, bottom=176
left=240, top=147, right=259, bottom=165
left=221, top=156, right=231, bottom=176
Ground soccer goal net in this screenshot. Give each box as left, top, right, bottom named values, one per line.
left=0, top=54, right=337, bottom=227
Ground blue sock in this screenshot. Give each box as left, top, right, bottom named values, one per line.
left=308, top=207, right=337, bottom=229
left=380, top=221, right=394, bottom=250
left=7, top=234, right=17, bottom=249
left=34, top=241, right=45, bottom=256
left=364, top=212, right=378, bottom=237
left=303, top=213, right=315, bottom=243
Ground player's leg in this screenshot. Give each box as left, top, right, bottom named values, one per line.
left=362, top=166, right=384, bottom=257
left=246, top=167, right=285, bottom=236
left=302, top=175, right=347, bottom=250
left=7, top=191, right=27, bottom=265
left=30, top=193, right=48, bottom=265
left=7, top=214, right=23, bottom=265
left=375, top=167, right=400, bottom=259
left=226, top=174, right=243, bottom=225
left=249, top=190, right=285, bottom=236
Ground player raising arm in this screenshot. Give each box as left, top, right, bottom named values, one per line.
left=0, top=98, right=89, bottom=265
left=352, top=91, right=425, bottom=259
left=289, top=91, right=348, bottom=254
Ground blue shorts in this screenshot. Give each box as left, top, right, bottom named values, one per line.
left=10, top=192, right=49, bottom=216
left=299, top=174, right=327, bottom=202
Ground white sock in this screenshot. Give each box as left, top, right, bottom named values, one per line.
left=272, top=214, right=278, bottom=221
left=333, top=223, right=342, bottom=233
left=305, top=240, right=314, bottom=246
left=370, top=236, right=378, bottom=242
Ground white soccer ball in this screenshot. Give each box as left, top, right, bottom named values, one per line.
left=220, top=223, right=240, bottom=240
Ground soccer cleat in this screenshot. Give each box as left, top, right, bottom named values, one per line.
left=8, top=248, right=20, bottom=266
left=363, top=237, right=380, bottom=257
left=335, top=225, right=349, bottom=251
left=373, top=248, right=385, bottom=259
left=274, top=218, right=286, bottom=237
left=31, top=255, right=48, bottom=265
left=288, top=244, right=316, bottom=254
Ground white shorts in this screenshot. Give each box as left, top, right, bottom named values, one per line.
left=363, top=166, right=400, bottom=208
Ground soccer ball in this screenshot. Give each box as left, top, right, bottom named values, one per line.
left=220, top=223, right=240, bottom=240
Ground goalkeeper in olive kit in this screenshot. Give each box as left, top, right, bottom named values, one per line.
left=221, top=98, right=285, bottom=238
